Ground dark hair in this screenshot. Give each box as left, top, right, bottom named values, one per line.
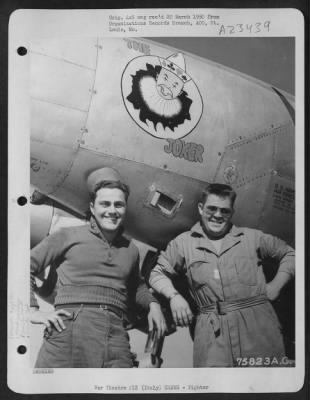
left=200, top=183, right=236, bottom=207
left=89, top=180, right=130, bottom=203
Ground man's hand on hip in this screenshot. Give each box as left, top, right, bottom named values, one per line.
left=29, top=308, right=72, bottom=332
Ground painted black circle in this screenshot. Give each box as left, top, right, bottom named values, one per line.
left=17, top=47, right=27, bottom=56
left=17, top=196, right=27, bottom=206
left=17, top=345, right=27, bottom=354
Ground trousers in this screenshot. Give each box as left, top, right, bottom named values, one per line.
left=193, top=301, right=285, bottom=367
left=35, top=306, right=134, bottom=368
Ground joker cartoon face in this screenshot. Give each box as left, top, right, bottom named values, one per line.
left=126, top=63, right=192, bottom=131
left=156, top=68, right=184, bottom=100
left=122, top=51, right=203, bottom=138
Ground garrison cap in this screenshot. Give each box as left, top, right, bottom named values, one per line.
left=87, top=167, right=122, bottom=193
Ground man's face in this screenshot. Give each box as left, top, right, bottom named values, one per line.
left=198, top=194, right=233, bottom=239
left=156, top=68, right=184, bottom=99
left=90, top=188, right=126, bottom=233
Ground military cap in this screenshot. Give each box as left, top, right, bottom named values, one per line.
left=87, top=167, right=122, bottom=193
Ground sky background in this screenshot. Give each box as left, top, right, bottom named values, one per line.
left=149, top=37, right=295, bottom=95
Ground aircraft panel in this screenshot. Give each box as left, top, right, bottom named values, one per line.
left=49, top=146, right=207, bottom=248
left=30, top=37, right=98, bottom=70
left=82, top=37, right=293, bottom=185
left=30, top=51, right=96, bottom=112
left=258, top=174, right=295, bottom=246
left=31, top=99, right=86, bottom=148
left=274, top=122, right=295, bottom=179
left=31, top=141, right=79, bottom=195
left=30, top=97, right=88, bottom=195
left=229, top=174, right=271, bottom=229
left=214, top=124, right=277, bottom=185
left=28, top=36, right=296, bottom=247
left=141, top=38, right=294, bottom=142
left=214, top=126, right=278, bottom=228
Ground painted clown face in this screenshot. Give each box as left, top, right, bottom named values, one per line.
left=156, top=68, right=184, bottom=100
left=126, top=63, right=193, bottom=132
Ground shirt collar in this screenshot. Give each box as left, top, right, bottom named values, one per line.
left=190, top=221, right=244, bottom=255
left=190, top=222, right=205, bottom=236
left=229, top=225, right=245, bottom=237
left=190, top=221, right=244, bottom=238
left=88, top=217, right=124, bottom=245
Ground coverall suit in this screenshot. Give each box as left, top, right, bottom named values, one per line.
left=150, top=223, right=295, bottom=367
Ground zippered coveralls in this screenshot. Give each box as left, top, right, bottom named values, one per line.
left=149, top=223, right=295, bottom=367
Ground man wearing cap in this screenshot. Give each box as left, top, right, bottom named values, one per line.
left=149, top=183, right=295, bottom=367
left=30, top=167, right=166, bottom=368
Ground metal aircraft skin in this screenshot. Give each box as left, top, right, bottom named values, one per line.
left=30, top=37, right=294, bottom=247
left=29, top=37, right=295, bottom=362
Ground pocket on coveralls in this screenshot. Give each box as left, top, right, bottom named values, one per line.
left=188, top=261, right=212, bottom=288
left=234, top=256, right=258, bottom=286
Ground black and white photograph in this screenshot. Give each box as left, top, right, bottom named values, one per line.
left=7, top=8, right=305, bottom=394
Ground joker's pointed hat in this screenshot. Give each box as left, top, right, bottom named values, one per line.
left=158, top=53, right=191, bottom=83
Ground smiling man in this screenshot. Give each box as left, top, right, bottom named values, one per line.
left=30, top=167, right=166, bottom=368
left=149, top=183, right=295, bottom=367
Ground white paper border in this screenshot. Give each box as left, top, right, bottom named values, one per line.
left=8, top=8, right=305, bottom=394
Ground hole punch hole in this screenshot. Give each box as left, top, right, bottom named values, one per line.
left=17, top=46, right=27, bottom=56
left=17, top=345, right=27, bottom=355
left=17, top=196, right=27, bottom=206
